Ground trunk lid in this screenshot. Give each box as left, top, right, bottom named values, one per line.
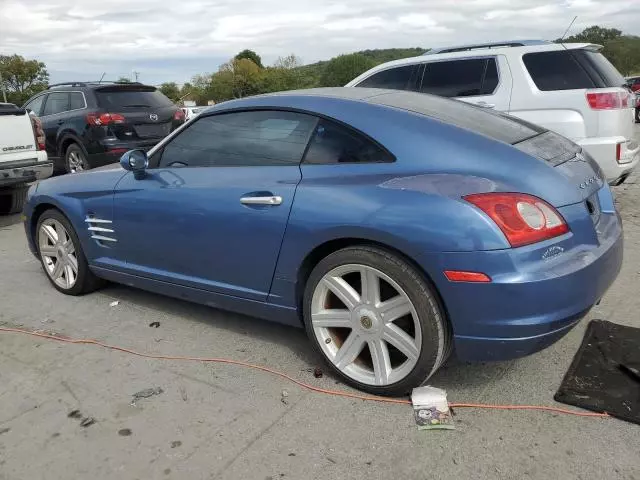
left=514, top=130, right=604, bottom=226
left=0, top=104, right=38, bottom=163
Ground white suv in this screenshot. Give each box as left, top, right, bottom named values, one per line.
left=347, top=40, right=638, bottom=185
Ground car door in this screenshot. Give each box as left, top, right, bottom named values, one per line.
left=418, top=56, right=512, bottom=112
left=110, top=109, right=318, bottom=301
left=41, top=91, right=70, bottom=155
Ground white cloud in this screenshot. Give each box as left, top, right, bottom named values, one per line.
left=0, top=0, right=637, bottom=84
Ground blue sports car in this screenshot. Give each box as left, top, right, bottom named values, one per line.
left=23, top=88, right=623, bottom=396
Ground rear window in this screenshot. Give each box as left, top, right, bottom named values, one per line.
left=523, top=49, right=626, bottom=91
left=523, top=51, right=595, bottom=91
left=369, top=91, right=543, bottom=145
left=95, top=88, right=174, bottom=109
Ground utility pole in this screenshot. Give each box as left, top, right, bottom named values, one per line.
left=133, top=71, right=140, bottom=82
left=0, top=69, right=7, bottom=103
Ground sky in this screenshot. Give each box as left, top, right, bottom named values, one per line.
left=1, top=0, right=639, bottom=86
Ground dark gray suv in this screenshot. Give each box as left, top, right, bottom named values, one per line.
left=23, top=82, right=185, bottom=173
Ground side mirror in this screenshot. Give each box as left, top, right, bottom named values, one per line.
left=120, top=149, right=148, bottom=180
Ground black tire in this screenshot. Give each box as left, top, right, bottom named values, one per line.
left=64, top=143, right=89, bottom=174
left=36, top=209, right=104, bottom=295
left=635, top=108, right=640, bottom=123
left=303, top=246, right=451, bottom=396
left=0, top=185, right=28, bottom=214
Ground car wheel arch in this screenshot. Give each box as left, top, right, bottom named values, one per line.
left=30, top=202, right=65, bottom=246
left=58, top=134, right=87, bottom=158
left=294, top=237, right=450, bottom=329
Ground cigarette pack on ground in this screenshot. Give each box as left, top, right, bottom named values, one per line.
left=411, top=386, right=455, bottom=430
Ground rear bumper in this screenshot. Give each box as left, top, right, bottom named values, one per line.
left=0, top=159, right=53, bottom=188
left=420, top=210, right=623, bottom=362
left=578, top=137, right=639, bottom=185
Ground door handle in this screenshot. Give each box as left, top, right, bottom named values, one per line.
left=475, top=101, right=495, bottom=109
left=240, top=195, right=283, bottom=206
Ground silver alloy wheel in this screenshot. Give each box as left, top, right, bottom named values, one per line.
left=67, top=150, right=86, bottom=173
left=38, top=219, right=78, bottom=289
left=311, top=264, right=422, bottom=386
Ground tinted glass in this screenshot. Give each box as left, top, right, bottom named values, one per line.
left=24, top=95, right=45, bottom=115
left=304, top=119, right=393, bottom=164
left=43, top=92, right=69, bottom=116
left=577, top=50, right=626, bottom=88
left=70, top=92, right=85, bottom=110
left=95, top=88, right=174, bottom=109
left=357, top=65, right=415, bottom=90
left=369, top=91, right=542, bottom=145
left=523, top=51, right=596, bottom=91
left=159, top=110, right=317, bottom=168
left=421, top=59, right=497, bottom=97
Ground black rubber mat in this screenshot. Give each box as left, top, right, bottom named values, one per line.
left=555, top=320, right=640, bottom=424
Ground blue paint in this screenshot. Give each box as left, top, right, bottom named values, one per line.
left=23, top=88, right=623, bottom=360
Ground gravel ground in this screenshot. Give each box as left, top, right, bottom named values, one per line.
left=1, top=160, right=639, bottom=480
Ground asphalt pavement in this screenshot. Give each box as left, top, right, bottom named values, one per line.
left=1, top=158, right=639, bottom=480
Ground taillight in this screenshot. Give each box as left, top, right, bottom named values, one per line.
left=464, top=193, right=569, bottom=248
left=86, top=113, right=126, bottom=126
left=173, top=109, right=185, bottom=121
left=30, top=114, right=45, bottom=151
left=586, top=91, right=631, bottom=110
left=616, top=142, right=622, bottom=163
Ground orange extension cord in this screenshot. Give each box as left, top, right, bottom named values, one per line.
left=0, top=326, right=609, bottom=418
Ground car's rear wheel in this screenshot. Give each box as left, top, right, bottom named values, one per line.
left=65, top=144, right=89, bottom=174
left=303, top=246, right=451, bottom=396
left=36, top=209, right=104, bottom=295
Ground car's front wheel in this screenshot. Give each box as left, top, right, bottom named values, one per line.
left=36, top=209, right=104, bottom=295
left=65, top=144, right=89, bottom=174
left=303, top=246, right=451, bottom=396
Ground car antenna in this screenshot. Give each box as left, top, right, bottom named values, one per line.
left=558, top=16, right=577, bottom=43
left=98, top=72, right=106, bottom=84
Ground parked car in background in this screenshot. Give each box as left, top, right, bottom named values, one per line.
left=23, top=88, right=622, bottom=395
left=182, top=106, right=206, bottom=121
left=347, top=40, right=639, bottom=186
left=22, top=82, right=185, bottom=174
left=626, top=76, right=640, bottom=92
left=0, top=103, right=51, bottom=213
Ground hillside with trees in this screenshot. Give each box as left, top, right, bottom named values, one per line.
left=2, top=26, right=639, bottom=107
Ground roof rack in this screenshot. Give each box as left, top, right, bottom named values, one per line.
left=424, top=40, right=551, bottom=55
left=47, top=82, right=88, bottom=89
left=47, top=81, right=145, bottom=89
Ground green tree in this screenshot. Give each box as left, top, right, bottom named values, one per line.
left=0, top=54, right=49, bottom=105
left=604, top=36, right=640, bottom=76
left=214, top=58, right=261, bottom=99
left=561, top=25, right=622, bottom=45
left=235, top=49, right=263, bottom=69
left=159, top=82, right=180, bottom=101
left=116, top=76, right=131, bottom=83
left=259, top=54, right=310, bottom=93
left=319, top=53, right=377, bottom=87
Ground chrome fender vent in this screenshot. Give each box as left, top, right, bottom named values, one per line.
left=85, top=216, right=116, bottom=244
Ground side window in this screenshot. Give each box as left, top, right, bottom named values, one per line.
left=303, top=119, right=393, bottom=164
left=356, top=65, right=417, bottom=90
left=42, top=92, right=70, bottom=116
left=24, top=94, right=46, bottom=116
left=70, top=92, right=86, bottom=110
left=523, top=51, right=595, bottom=91
left=421, top=58, right=498, bottom=97
left=158, top=110, right=317, bottom=168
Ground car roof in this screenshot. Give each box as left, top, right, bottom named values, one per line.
left=345, top=42, right=602, bottom=86
left=208, top=87, right=543, bottom=146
